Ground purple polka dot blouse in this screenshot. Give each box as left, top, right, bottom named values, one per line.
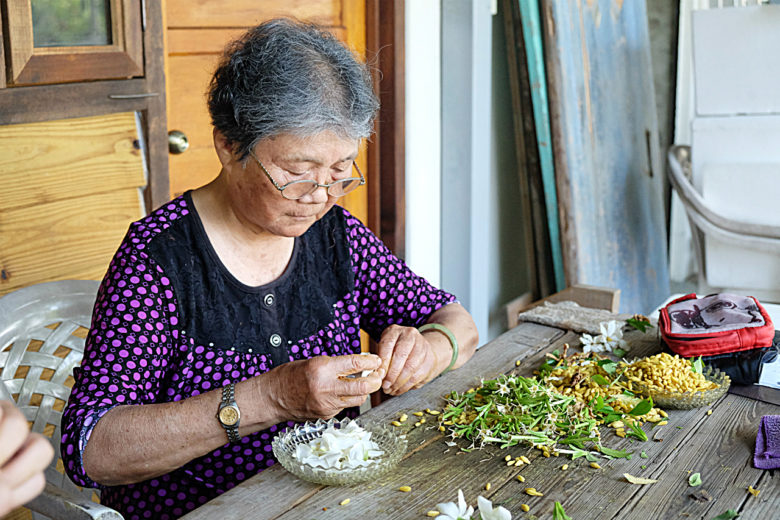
left=61, top=193, right=456, bottom=519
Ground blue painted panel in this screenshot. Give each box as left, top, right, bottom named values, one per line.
left=517, top=0, right=565, bottom=293
left=543, top=0, right=670, bottom=314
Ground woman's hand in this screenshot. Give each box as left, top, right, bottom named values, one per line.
left=0, top=400, right=54, bottom=516
left=266, top=354, right=384, bottom=422
left=376, top=325, right=449, bottom=396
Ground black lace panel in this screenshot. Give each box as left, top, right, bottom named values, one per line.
left=146, top=193, right=354, bottom=367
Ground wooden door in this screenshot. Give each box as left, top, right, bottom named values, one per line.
left=164, top=0, right=368, bottom=223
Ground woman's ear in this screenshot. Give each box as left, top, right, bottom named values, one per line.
left=213, top=129, right=236, bottom=168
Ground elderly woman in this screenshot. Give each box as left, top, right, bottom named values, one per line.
left=61, top=18, right=478, bottom=520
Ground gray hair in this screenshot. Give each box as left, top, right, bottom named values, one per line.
left=208, top=18, right=379, bottom=159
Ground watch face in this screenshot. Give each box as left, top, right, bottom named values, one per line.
left=219, top=406, right=240, bottom=426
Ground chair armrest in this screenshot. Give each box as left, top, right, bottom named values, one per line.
left=26, top=483, right=124, bottom=520
left=668, top=145, right=780, bottom=239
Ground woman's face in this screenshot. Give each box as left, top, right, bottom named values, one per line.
left=219, top=131, right=359, bottom=238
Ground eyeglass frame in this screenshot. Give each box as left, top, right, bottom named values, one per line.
left=247, top=149, right=365, bottom=200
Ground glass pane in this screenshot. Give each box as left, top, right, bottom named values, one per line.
left=31, top=0, right=112, bottom=48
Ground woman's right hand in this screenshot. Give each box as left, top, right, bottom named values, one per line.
left=266, top=354, right=384, bottom=422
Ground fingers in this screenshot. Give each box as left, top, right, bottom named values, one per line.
left=0, top=472, right=46, bottom=517
left=333, top=353, right=382, bottom=378
left=0, top=420, right=52, bottom=517
left=270, top=354, right=384, bottom=422
left=336, top=367, right=384, bottom=397
left=375, top=326, right=402, bottom=373
left=0, top=433, right=54, bottom=492
left=0, top=401, right=29, bottom=467
left=379, top=326, right=418, bottom=393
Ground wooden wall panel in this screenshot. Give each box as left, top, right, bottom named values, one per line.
left=0, top=113, right=144, bottom=210
left=165, top=0, right=340, bottom=28
left=0, top=113, right=145, bottom=296
left=0, top=190, right=143, bottom=295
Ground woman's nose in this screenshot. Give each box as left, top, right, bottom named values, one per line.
left=302, top=184, right=330, bottom=203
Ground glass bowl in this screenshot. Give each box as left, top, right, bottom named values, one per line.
left=272, top=418, right=407, bottom=486
left=632, top=365, right=731, bottom=409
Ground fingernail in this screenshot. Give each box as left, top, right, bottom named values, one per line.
left=382, top=381, right=391, bottom=390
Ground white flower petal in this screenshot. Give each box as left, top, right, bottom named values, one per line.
left=436, top=501, right=460, bottom=518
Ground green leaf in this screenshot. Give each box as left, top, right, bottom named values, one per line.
left=691, top=356, right=704, bottom=374
left=626, top=317, right=654, bottom=333
left=553, top=501, right=572, bottom=520
left=591, top=374, right=610, bottom=386
left=689, top=472, right=703, bottom=487
left=622, top=389, right=635, bottom=397
left=570, top=448, right=599, bottom=462
left=599, top=446, right=632, bottom=459
left=640, top=451, right=648, bottom=459
left=627, top=420, right=648, bottom=442
left=612, top=347, right=627, bottom=358
left=598, top=359, right=618, bottom=375
left=711, top=510, right=739, bottom=520
left=629, top=397, right=653, bottom=417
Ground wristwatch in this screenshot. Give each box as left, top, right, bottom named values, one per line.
left=216, top=383, right=241, bottom=443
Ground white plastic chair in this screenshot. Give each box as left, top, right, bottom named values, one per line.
left=667, top=145, right=780, bottom=303
left=0, top=280, right=122, bottom=520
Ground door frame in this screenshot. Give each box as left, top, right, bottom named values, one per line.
left=366, top=0, right=405, bottom=258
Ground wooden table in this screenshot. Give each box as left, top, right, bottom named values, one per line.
left=183, top=321, right=779, bottom=519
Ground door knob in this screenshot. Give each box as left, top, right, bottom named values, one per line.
left=168, top=130, right=189, bottom=154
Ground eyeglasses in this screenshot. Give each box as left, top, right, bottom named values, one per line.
left=248, top=150, right=365, bottom=200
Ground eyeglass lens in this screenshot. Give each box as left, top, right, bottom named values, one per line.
left=282, top=178, right=363, bottom=200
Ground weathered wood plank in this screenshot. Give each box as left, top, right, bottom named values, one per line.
left=0, top=190, right=142, bottom=295
left=540, top=0, right=670, bottom=314
left=624, top=393, right=776, bottom=520
left=0, top=113, right=144, bottom=211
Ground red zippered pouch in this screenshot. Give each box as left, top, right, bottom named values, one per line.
left=659, top=293, right=775, bottom=357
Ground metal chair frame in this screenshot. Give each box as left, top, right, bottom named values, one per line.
left=0, top=280, right=122, bottom=520
left=667, top=145, right=780, bottom=302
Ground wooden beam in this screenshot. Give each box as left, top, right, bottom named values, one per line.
left=365, top=0, right=405, bottom=258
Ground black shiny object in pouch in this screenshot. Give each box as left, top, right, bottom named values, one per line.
left=706, top=331, right=780, bottom=385
left=663, top=331, right=779, bottom=385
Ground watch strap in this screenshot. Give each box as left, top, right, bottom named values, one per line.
left=218, top=383, right=241, bottom=443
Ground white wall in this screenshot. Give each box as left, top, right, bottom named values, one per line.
left=439, top=0, right=492, bottom=342
left=405, top=1, right=530, bottom=343
left=404, top=0, right=442, bottom=287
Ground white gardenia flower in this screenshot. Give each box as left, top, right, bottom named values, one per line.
left=436, top=489, right=474, bottom=520
left=580, top=333, right=605, bottom=354
left=599, top=320, right=627, bottom=352
left=496, top=381, right=511, bottom=396
left=477, top=495, right=512, bottom=520
left=293, top=420, right=383, bottom=470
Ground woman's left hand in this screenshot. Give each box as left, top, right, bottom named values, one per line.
left=375, top=325, right=446, bottom=396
